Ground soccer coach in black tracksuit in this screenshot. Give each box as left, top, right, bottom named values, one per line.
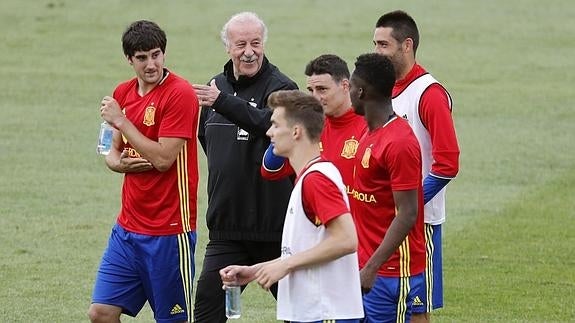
left=193, top=12, right=298, bottom=322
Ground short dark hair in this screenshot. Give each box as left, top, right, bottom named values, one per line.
left=122, top=20, right=167, bottom=58
left=375, top=10, right=419, bottom=54
left=268, top=90, right=324, bottom=142
left=353, top=53, right=395, bottom=99
left=304, top=54, right=350, bottom=83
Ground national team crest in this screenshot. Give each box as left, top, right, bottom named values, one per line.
left=361, top=147, right=371, bottom=168
left=340, top=138, right=359, bottom=159
left=143, top=106, right=156, bottom=126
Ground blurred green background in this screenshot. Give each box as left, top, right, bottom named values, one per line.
left=0, top=0, right=573, bottom=321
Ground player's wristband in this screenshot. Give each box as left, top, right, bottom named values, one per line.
left=423, top=174, right=451, bottom=204
left=262, top=143, right=285, bottom=171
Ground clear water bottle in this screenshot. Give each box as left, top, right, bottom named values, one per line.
left=97, top=121, right=114, bottom=155
left=225, top=285, right=241, bottom=319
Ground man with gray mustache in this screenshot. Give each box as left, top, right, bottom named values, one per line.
left=193, top=11, right=298, bottom=323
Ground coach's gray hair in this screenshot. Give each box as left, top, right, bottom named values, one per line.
left=220, top=12, right=268, bottom=48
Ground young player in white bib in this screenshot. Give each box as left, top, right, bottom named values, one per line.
left=220, top=90, right=364, bottom=323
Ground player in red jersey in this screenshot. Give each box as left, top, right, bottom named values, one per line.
left=374, top=11, right=460, bottom=319
left=262, top=54, right=367, bottom=195
left=349, top=53, right=426, bottom=323
left=89, top=20, right=199, bottom=323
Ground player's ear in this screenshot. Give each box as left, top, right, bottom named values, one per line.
left=404, top=37, right=414, bottom=54
left=341, top=79, right=350, bottom=92
left=292, top=125, right=301, bottom=139
left=358, top=86, right=365, bottom=100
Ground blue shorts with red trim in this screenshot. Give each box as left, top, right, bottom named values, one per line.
left=91, top=224, right=196, bottom=323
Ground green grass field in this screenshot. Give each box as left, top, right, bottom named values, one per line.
left=0, top=0, right=574, bottom=322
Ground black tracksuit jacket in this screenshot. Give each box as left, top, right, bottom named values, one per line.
left=198, top=57, right=298, bottom=241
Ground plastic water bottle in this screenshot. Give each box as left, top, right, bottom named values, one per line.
left=97, top=121, right=114, bottom=155
left=225, top=285, right=241, bottom=319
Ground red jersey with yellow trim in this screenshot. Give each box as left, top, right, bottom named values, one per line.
left=262, top=109, right=367, bottom=194
left=350, top=116, right=425, bottom=277
left=320, top=109, right=368, bottom=194
left=112, top=71, right=199, bottom=235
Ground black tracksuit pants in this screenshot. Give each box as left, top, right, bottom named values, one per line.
left=194, top=239, right=281, bottom=323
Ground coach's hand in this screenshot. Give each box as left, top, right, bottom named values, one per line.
left=193, top=79, right=221, bottom=108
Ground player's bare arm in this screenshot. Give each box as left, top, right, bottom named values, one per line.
left=105, top=129, right=153, bottom=173
left=106, top=149, right=153, bottom=174
left=220, top=259, right=277, bottom=288
left=360, top=189, right=418, bottom=292
left=256, top=213, right=357, bottom=290
left=100, top=95, right=186, bottom=172
left=220, top=265, right=258, bottom=287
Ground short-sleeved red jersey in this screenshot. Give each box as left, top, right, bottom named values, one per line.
left=320, top=109, right=368, bottom=193
left=299, top=159, right=350, bottom=226
left=112, top=71, right=199, bottom=235
left=351, top=117, right=425, bottom=277
left=262, top=109, right=367, bottom=194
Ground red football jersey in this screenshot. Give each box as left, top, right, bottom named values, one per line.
left=351, top=117, right=425, bottom=277
left=320, top=109, right=368, bottom=194
left=262, top=109, right=367, bottom=194
left=112, top=71, right=199, bottom=235
left=299, top=159, right=350, bottom=226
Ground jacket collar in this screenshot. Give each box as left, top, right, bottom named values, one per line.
left=223, top=56, right=271, bottom=86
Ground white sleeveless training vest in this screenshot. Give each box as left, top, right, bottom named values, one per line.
left=277, top=161, right=364, bottom=321
left=392, top=73, right=452, bottom=225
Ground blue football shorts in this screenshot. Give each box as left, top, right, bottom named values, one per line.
left=414, top=223, right=443, bottom=313
left=91, top=224, right=196, bottom=323
left=291, top=320, right=361, bottom=323
left=362, top=272, right=426, bottom=323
